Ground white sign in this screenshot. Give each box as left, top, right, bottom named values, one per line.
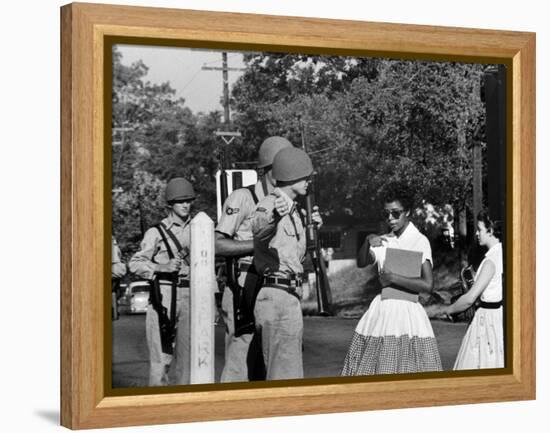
left=215, top=169, right=258, bottom=220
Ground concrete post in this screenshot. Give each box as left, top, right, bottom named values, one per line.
left=189, top=212, right=215, bottom=384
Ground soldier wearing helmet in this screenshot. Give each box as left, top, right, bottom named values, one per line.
left=215, top=136, right=293, bottom=383
left=251, top=147, right=322, bottom=380
left=129, top=177, right=196, bottom=386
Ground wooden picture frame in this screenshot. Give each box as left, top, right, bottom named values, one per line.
left=61, top=2, right=535, bottom=429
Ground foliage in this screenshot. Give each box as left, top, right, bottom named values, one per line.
left=113, top=47, right=489, bottom=259
left=112, top=170, right=166, bottom=257
left=231, top=53, right=487, bottom=236
left=112, top=47, right=222, bottom=255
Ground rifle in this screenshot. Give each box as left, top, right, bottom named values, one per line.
left=149, top=223, right=186, bottom=356
left=304, top=189, right=333, bottom=316
left=149, top=274, right=178, bottom=355
left=300, top=119, right=333, bottom=316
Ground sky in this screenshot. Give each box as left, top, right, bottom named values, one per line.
left=116, top=44, right=246, bottom=114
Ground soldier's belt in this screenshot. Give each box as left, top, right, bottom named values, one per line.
left=177, top=278, right=190, bottom=288
left=264, top=276, right=302, bottom=301
left=264, top=276, right=302, bottom=286
left=157, top=277, right=190, bottom=288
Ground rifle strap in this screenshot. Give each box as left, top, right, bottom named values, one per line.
left=260, top=176, right=269, bottom=198
left=288, top=207, right=300, bottom=241
left=245, top=184, right=259, bottom=205
left=296, top=202, right=307, bottom=227
left=155, top=223, right=175, bottom=260
left=155, top=223, right=181, bottom=330
left=160, top=221, right=189, bottom=261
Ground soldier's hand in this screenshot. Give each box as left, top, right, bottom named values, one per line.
left=300, top=206, right=323, bottom=228
left=159, top=258, right=182, bottom=273
left=273, top=188, right=290, bottom=217
left=311, top=205, right=323, bottom=228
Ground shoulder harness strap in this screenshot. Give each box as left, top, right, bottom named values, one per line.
left=162, top=222, right=185, bottom=252
left=155, top=223, right=176, bottom=260
left=245, top=184, right=259, bottom=205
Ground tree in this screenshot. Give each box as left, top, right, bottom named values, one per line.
left=112, top=170, right=166, bottom=257
left=230, top=52, right=379, bottom=166
left=231, top=54, right=487, bottom=235
left=111, top=47, right=223, bottom=254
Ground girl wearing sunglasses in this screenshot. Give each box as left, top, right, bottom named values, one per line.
left=342, top=182, right=442, bottom=375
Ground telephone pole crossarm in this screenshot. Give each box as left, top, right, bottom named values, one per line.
left=214, top=130, right=241, bottom=145
left=201, top=66, right=246, bottom=72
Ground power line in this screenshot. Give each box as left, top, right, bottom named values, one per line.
left=180, top=68, right=203, bottom=92
left=181, top=55, right=243, bottom=93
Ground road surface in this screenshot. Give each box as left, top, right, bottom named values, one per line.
left=112, top=314, right=467, bottom=388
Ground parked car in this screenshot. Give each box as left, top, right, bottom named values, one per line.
left=118, top=281, right=150, bottom=314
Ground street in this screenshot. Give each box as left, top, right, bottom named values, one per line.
left=112, top=313, right=467, bottom=388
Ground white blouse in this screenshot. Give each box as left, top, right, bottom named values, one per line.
left=478, top=242, right=503, bottom=303
left=370, top=222, right=433, bottom=272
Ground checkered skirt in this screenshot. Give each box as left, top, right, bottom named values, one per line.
left=342, top=295, right=442, bottom=375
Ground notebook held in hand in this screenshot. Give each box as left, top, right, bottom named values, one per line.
left=381, top=247, right=423, bottom=302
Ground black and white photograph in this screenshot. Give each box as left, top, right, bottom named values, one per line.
left=4, top=0, right=547, bottom=431
left=110, top=43, right=507, bottom=388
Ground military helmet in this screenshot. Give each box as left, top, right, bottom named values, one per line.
left=165, top=177, right=196, bottom=202
left=257, top=136, right=293, bottom=168
left=272, top=147, right=313, bottom=182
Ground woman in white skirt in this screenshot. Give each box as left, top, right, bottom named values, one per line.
left=435, top=211, right=504, bottom=369
left=342, top=184, right=442, bottom=375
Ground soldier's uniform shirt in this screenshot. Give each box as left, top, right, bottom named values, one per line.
left=215, top=182, right=266, bottom=382
left=251, top=190, right=307, bottom=380
left=216, top=183, right=266, bottom=260
left=129, top=214, right=190, bottom=280
left=251, top=191, right=307, bottom=278
left=129, top=213, right=191, bottom=386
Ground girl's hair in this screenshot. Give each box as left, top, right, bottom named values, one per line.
left=477, top=210, right=503, bottom=240
left=380, top=181, right=414, bottom=211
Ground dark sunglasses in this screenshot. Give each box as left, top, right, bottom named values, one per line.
left=382, top=209, right=405, bottom=220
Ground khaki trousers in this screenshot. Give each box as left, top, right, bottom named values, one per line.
left=145, top=284, right=190, bottom=386
left=253, top=286, right=304, bottom=380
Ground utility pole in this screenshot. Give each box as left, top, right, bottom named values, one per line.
left=201, top=52, right=246, bottom=126
left=202, top=52, right=246, bottom=198
left=472, top=142, right=483, bottom=225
